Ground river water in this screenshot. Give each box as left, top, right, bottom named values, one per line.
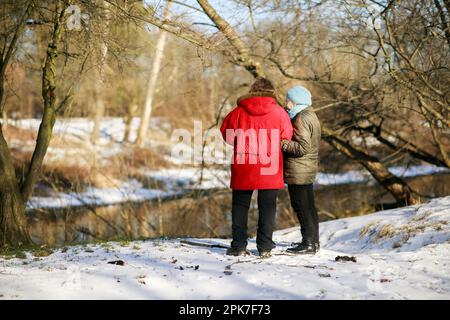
left=27, top=173, right=450, bottom=245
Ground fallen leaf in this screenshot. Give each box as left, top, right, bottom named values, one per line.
left=335, top=256, right=357, bottom=263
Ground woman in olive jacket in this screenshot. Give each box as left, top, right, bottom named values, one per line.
left=281, top=86, right=321, bottom=254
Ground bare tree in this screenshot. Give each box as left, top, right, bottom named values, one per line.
left=0, top=0, right=35, bottom=246
left=135, top=0, right=173, bottom=147
left=90, top=1, right=111, bottom=144
left=0, top=1, right=68, bottom=246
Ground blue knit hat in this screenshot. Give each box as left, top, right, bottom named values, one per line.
left=286, top=86, right=312, bottom=106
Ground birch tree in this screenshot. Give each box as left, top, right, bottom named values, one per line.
left=91, top=1, right=111, bottom=144
left=135, top=0, right=172, bottom=147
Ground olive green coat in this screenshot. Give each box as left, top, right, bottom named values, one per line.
left=281, top=107, right=321, bottom=185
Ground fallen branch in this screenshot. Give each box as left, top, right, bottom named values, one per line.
left=180, top=239, right=229, bottom=249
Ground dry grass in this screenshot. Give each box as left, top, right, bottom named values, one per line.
left=377, top=224, right=396, bottom=239
left=359, top=215, right=448, bottom=249
left=2, top=124, right=36, bottom=142
left=359, top=221, right=378, bottom=238
left=10, top=147, right=91, bottom=191
left=87, top=146, right=176, bottom=188
left=49, top=132, right=92, bottom=150
left=119, top=146, right=173, bottom=170
left=41, top=161, right=91, bottom=190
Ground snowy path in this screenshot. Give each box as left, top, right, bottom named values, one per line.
left=1, top=197, right=449, bottom=300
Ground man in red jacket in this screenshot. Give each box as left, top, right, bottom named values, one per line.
left=220, top=78, right=293, bottom=257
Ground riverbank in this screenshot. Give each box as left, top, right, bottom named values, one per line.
left=2, top=196, right=449, bottom=299
left=27, top=164, right=449, bottom=210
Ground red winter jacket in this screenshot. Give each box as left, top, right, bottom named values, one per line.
left=220, top=92, right=293, bottom=190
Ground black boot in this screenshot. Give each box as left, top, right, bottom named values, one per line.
left=226, top=247, right=250, bottom=256
left=290, top=241, right=320, bottom=249
left=286, top=240, right=319, bottom=255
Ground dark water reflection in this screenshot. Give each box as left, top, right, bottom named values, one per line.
left=27, top=173, right=450, bottom=245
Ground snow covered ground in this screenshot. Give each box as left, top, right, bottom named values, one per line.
left=7, top=117, right=174, bottom=165
left=148, top=164, right=449, bottom=189
left=9, top=117, right=172, bottom=146
left=27, top=180, right=175, bottom=210
left=3, top=196, right=449, bottom=300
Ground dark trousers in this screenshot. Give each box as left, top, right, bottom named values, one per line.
left=231, top=189, right=278, bottom=251
left=288, top=184, right=319, bottom=243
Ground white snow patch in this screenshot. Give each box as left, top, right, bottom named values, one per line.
left=316, top=164, right=449, bottom=186
left=9, top=117, right=173, bottom=161
left=146, top=168, right=230, bottom=190
left=27, top=180, right=177, bottom=210
left=146, top=165, right=448, bottom=190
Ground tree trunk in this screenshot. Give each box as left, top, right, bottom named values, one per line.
left=0, top=1, right=34, bottom=247
left=135, top=0, right=172, bottom=147
left=1, top=108, right=7, bottom=129
left=91, top=97, right=105, bottom=144
left=0, top=130, right=31, bottom=246
left=20, top=3, right=64, bottom=203
left=322, top=126, right=419, bottom=205
left=91, top=2, right=110, bottom=144
left=196, top=0, right=265, bottom=77
left=0, top=181, right=30, bottom=247
left=123, top=103, right=137, bottom=143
